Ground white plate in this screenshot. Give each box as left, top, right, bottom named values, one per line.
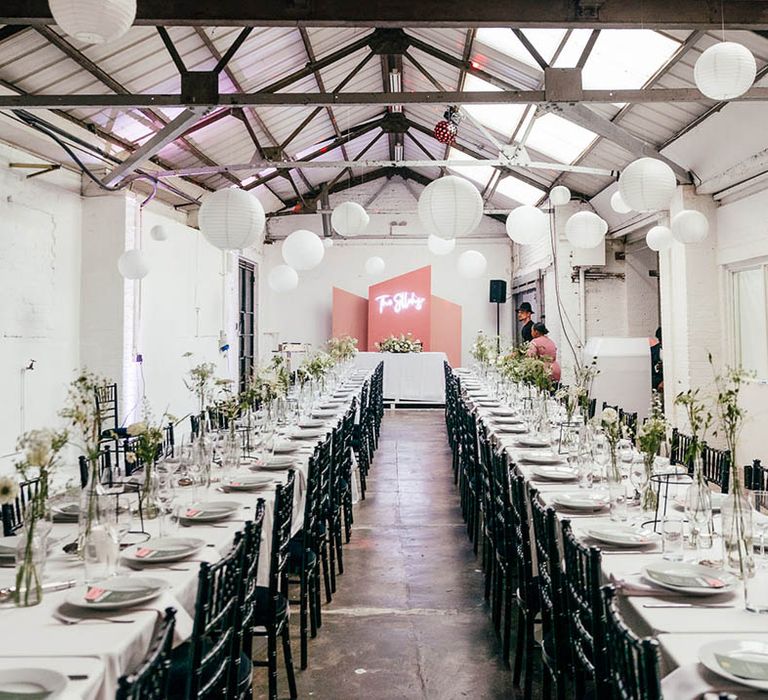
left=0, top=668, right=68, bottom=699
left=476, top=400, right=501, bottom=406
left=224, top=474, right=277, bottom=491
left=298, top=419, right=325, bottom=429
left=249, top=456, right=296, bottom=470
left=673, top=491, right=728, bottom=513
left=494, top=425, right=527, bottom=435
left=531, top=465, right=579, bottom=481
left=312, top=410, right=338, bottom=418
left=586, top=525, right=659, bottom=548
left=551, top=492, right=609, bottom=511
left=122, top=536, right=205, bottom=564
left=492, top=416, right=524, bottom=425
left=515, top=437, right=551, bottom=449
left=488, top=408, right=517, bottom=417
left=520, top=451, right=564, bottom=465
left=66, top=576, right=167, bottom=610
left=179, top=500, right=239, bottom=522
left=642, top=561, right=737, bottom=596
left=273, top=441, right=300, bottom=454
left=52, top=503, right=80, bottom=521
left=288, top=427, right=326, bottom=439
left=0, top=536, right=20, bottom=556
left=700, top=639, right=768, bottom=691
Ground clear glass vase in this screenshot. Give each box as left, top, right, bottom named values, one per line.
left=14, top=517, right=46, bottom=607
left=77, top=462, right=102, bottom=557
left=640, top=455, right=658, bottom=513
left=722, top=485, right=755, bottom=578
left=140, top=468, right=161, bottom=521
left=684, top=457, right=714, bottom=557
left=607, top=454, right=628, bottom=522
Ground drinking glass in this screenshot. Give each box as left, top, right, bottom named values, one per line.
left=661, top=515, right=685, bottom=561
left=629, top=460, right=649, bottom=505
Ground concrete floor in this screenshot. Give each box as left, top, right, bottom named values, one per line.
left=254, top=410, right=519, bottom=699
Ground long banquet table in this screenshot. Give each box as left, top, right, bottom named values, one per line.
left=0, top=368, right=373, bottom=700
left=354, top=351, right=446, bottom=402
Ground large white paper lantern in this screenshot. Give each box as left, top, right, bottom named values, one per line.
left=198, top=189, right=265, bottom=251
left=282, top=229, right=325, bottom=270
left=505, top=205, right=549, bottom=245
left=671, top=210, right=709, bottom=244
left=646, top=225, right=674, bottom=252
left=457, top=250, right=487, bottom=279
left=694, top=42, right=757, bottom=100
left=618, top=158, right=676, bottom=212
left=49, top=0, right=136, bottom=43
left=118, top=249, right=149, bottom=279
left=427, top=234, right=456, bottom=255
left=323, top=238, right=334, bottom=248
left=149, top=224, right=168, bottom=242
left=365, top=256, right=385, bottom=276
left=610, top=191, right=633, bottom=214
left=331, top=202, right=369, bottom=237
left=565, top=211, right=608, bottom=249
left=268, top=265, right=299, bottom=292
left=549, top=186, right=571, bottom=206
left=418, top=175, right=483, bottom=239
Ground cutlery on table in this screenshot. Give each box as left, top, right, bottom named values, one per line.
left=0, top=579, right=77, bottom=603
left=53, top=611, right=136, bottom=625
left=641, top=603, right=735, bottom=608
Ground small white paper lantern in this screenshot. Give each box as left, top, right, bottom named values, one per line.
left=49, top=0, right=137, bottom=43
left=427, top=234, right=456, bottom=255
left=365, top=256, right=385, bottom=276
left=549, top=186, right=571, bottom=206
left=118, top=249, right=149, bottom=279
left=610, top=191, right=633, bottom=215
left=323, top=238, right=334, bottom=248
left=282, top=229, right=325, bottom=271
left=331, top=201, right=369, bottom=237
left=457, top=250, right=487, bottom=279
left=198, top=189, right=266, bottom=251
left=505, top=205, right=549, bottom=245
left=268, top=265, right=299, bottom=292
left=671, top=210, right=709, bottom=244
left=618, top=158, right=677, bottom=212
left=149, top=224, right=168, bottom=242
left=418, top=175, right=484, bottom=239
left=694, top=42, right=757, bottom=101
left=646, top=225, right=674, bottom=252
left=565, top=211, right=608, bottom=249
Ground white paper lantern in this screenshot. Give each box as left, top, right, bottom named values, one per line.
left=49, top=0, right=136, bottom=43
left=610, top=191, right=633, bottom=214
left=457, top=250, right=487, bottom=279
left=198, top=189, right=265, bottom=251
left=365, top=256, right=385, bottom=276
left=646, top=225, right=674, bottom=252
left=549, top=186, right=571, bottom=206
left=618, top=158, right=677, bottom=212
left=117, top=249, right=149, bottom=280
left=331, top=201, right=369, bottom=237
left=694, top=42, right=757, bottom=100
left=268, top=265, right=299, bottom=292
left=671, top=210, right=709, bottom=244
left=505, top=205, right=549, bottom=246
left=565, top=211, right=608, bottom=249
left=323, top=238, right=334, bottom=248
left=149, top=224, right=168, bottom=242
left=427, top=234, right=456, bottom=255
left=282, top=229, right=325, bottom=271
left=418, top=175, right=483, bottom=239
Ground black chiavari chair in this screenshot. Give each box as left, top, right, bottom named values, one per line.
left=95, top=382, right=125, bottom=440
left=700, top=442, right=731, bottom=493
left=745, top=459, right=767, bottom=491
left=1, top=477, right=41, bottom=536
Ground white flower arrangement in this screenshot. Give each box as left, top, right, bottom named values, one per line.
left=0, top=476, right=19, bottom=506
left=376, top=333, right=423, bottom=354
left=327, top=335, right=358, bottom=363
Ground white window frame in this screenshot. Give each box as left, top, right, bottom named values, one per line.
left=727, top=259, right=768, bottom=379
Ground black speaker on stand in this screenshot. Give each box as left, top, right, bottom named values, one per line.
left=489, top=280, right=507, bottom=352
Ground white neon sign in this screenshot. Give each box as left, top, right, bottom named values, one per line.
left=375, top=292, right=426, bottom=314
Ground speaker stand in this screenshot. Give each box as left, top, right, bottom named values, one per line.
left=495, top=302, right=501, bottom=353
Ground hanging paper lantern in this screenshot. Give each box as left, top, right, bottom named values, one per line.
left=49, top=0, right=136, bottom=43
left=646, top=226, right=674, bottom=252
left=268, top=265, right=299, bottom=292
left=418, top=175, right=484, bottom=240
left=694, top=42, right=757, bottom=101
left=198, top=189, right=266, bottom=251
left=549, top=186, right=571, bottom=206
left=610, top=191, right=633, bottom=214
left=117, top=249, right=149, bottom=280
left=427, top=234, right=456, bottom=256
left=618, top=158, right=677, bottom=212
left=505, top=205, right=549, bottom=246
left=365, top=256, right=385, bottom=276
left=671, top=210, right=709, bottom=244
left=331, top=201, right=369, bottom=237
left=565, top=211, right=608, bottom=249
left=457, top=250, right=487, bottom=279
left=282, top=230, right=325, bottom=271
left=149, top=224, right=168, bottom=242
left=323, top=238, right=334, bottom=248
left=433, top=120, right=458, bottom=145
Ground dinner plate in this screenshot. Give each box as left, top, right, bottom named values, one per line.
left=122, top=536, right=205, bottom=564
left=642, top=561, right=737, bottom=596
left=488, top=408, right=517, bottom=417
left=66, top=575, right=167, bottom=610
left=476, top=400, right=501, bottom=407
left=551, top=492, right=609, bottom=511
left=298, top=419, right=325, bottom=429
left=519, top=451, right=564, bottom=465
left=273, top=441, right=300, bottom=454
left=0, top=668, right=68, bottom=699
left=492, top=416, right=524, bottom=425
left=515, top=437, right=551, bottom=449
left=249, top=456, right=296, bottom=470
left=672, top=491, right=728, bottom=513
left=288, top=427, right=326, bottom=439
left=179, top=500, right=239, bottom=522
left=494, top=425, right=528, bottom=435
left=531, top=465, right=579, bottom=482
left=223, top=474, right=277, bottom=491
left=312, top=410, right=339, bottom=418
left=52, top=503, right=80, bottom=522
left=700, top=639, right=768, bottom=691
left=586, top=524, right=659, bottom=548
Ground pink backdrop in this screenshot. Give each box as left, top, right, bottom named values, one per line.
left=331, top=287, right=369, bottom=351
left=430, top=296, right=462, bottom=366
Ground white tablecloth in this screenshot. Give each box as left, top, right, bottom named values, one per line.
left=354, top=351, right=446, bottom=402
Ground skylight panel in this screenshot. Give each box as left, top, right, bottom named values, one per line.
left=525, top=113, right=597, bottom=163
left=462, top=74, right=526, bottom=139
left=494, top=175, right=545, bottom=206
left=552, top=29, right=593, bottom=68
left=475, top=28, right=566, bottom=69
left=447, top=147, right=495, bottom=187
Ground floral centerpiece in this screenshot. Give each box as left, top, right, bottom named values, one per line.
left=599, top=406, right=630, bottom=520
left=182, top=355, right=217, bottom=418
left=124, top=402, right=168, bottom=519
left=470, top=330, right=497, bottom=367
left=246, top=356, right=291, bottom=404
left=376, top=333, right=423, bottom=354
left=297, top=351, right=335, bottom=383
left=636, top=397, right=669, bottom=512
left=327, top=335, right=358, bottom=363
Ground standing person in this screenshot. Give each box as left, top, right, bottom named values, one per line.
left=526, top=322, right=561, bottom=382
left=650, top=327, right=663, bottom=393
left=517, top=302, right=534, bottom=343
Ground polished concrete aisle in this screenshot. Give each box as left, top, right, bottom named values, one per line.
left=285, top=410, right=517, bottom=699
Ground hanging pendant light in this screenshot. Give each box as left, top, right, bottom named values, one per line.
left=268, top=265, right=299, bottom=292
left=282, top=230, right=325, bottom=271
left=694, top=42, right=757, bottom=101
left=565, top=211, right=608, bottom=249
left=671, top=210, right=709, bottom=244
left=418, top=176, right=483, bottom=239
left=505, top=205, right=549, bottom=246
left=646, top=226, right=674, bottom=252
left=198, top=189, right=266, bottom=251
left=365, top=256, right=386, bottom=276
left=549, top=186, right=571, bottom=206
left=457, top=250, right=487, bottom=279
left=118, top=249, right=149, bottom=279
left=331, top=201, right=369, bottom=237
left=49, top=0, right=137, bottom=43
left=618, top=158, right=677, bottom=212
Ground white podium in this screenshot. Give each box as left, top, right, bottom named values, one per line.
left=354, top=351, right=447, bottom=402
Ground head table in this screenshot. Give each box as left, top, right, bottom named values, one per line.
left=0, top=368, right=372, bottom=700
left=354, top=351, right=446, bottom=403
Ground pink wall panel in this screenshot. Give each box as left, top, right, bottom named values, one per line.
left=430, top=295, right=462, bottom=367
left=367, top=266, right=432, bottom=350
left=332, top=287, right=369, bottom=351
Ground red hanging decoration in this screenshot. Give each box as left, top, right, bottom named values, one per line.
left=433, top=120, right=458, bottom=144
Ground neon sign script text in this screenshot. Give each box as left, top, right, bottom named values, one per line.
left=375, top=292, right=426, bottom=314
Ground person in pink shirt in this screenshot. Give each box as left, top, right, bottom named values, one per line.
left=526, top=322, right=561, bottom=383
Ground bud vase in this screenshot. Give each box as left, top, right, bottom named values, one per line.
left=607, top=454, right=628, bottom=522
left=14, top=518, right=46, bottom=607
left=722, top=484, right=754, bottom=579
left=684, top=457, right=713, bottom=555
